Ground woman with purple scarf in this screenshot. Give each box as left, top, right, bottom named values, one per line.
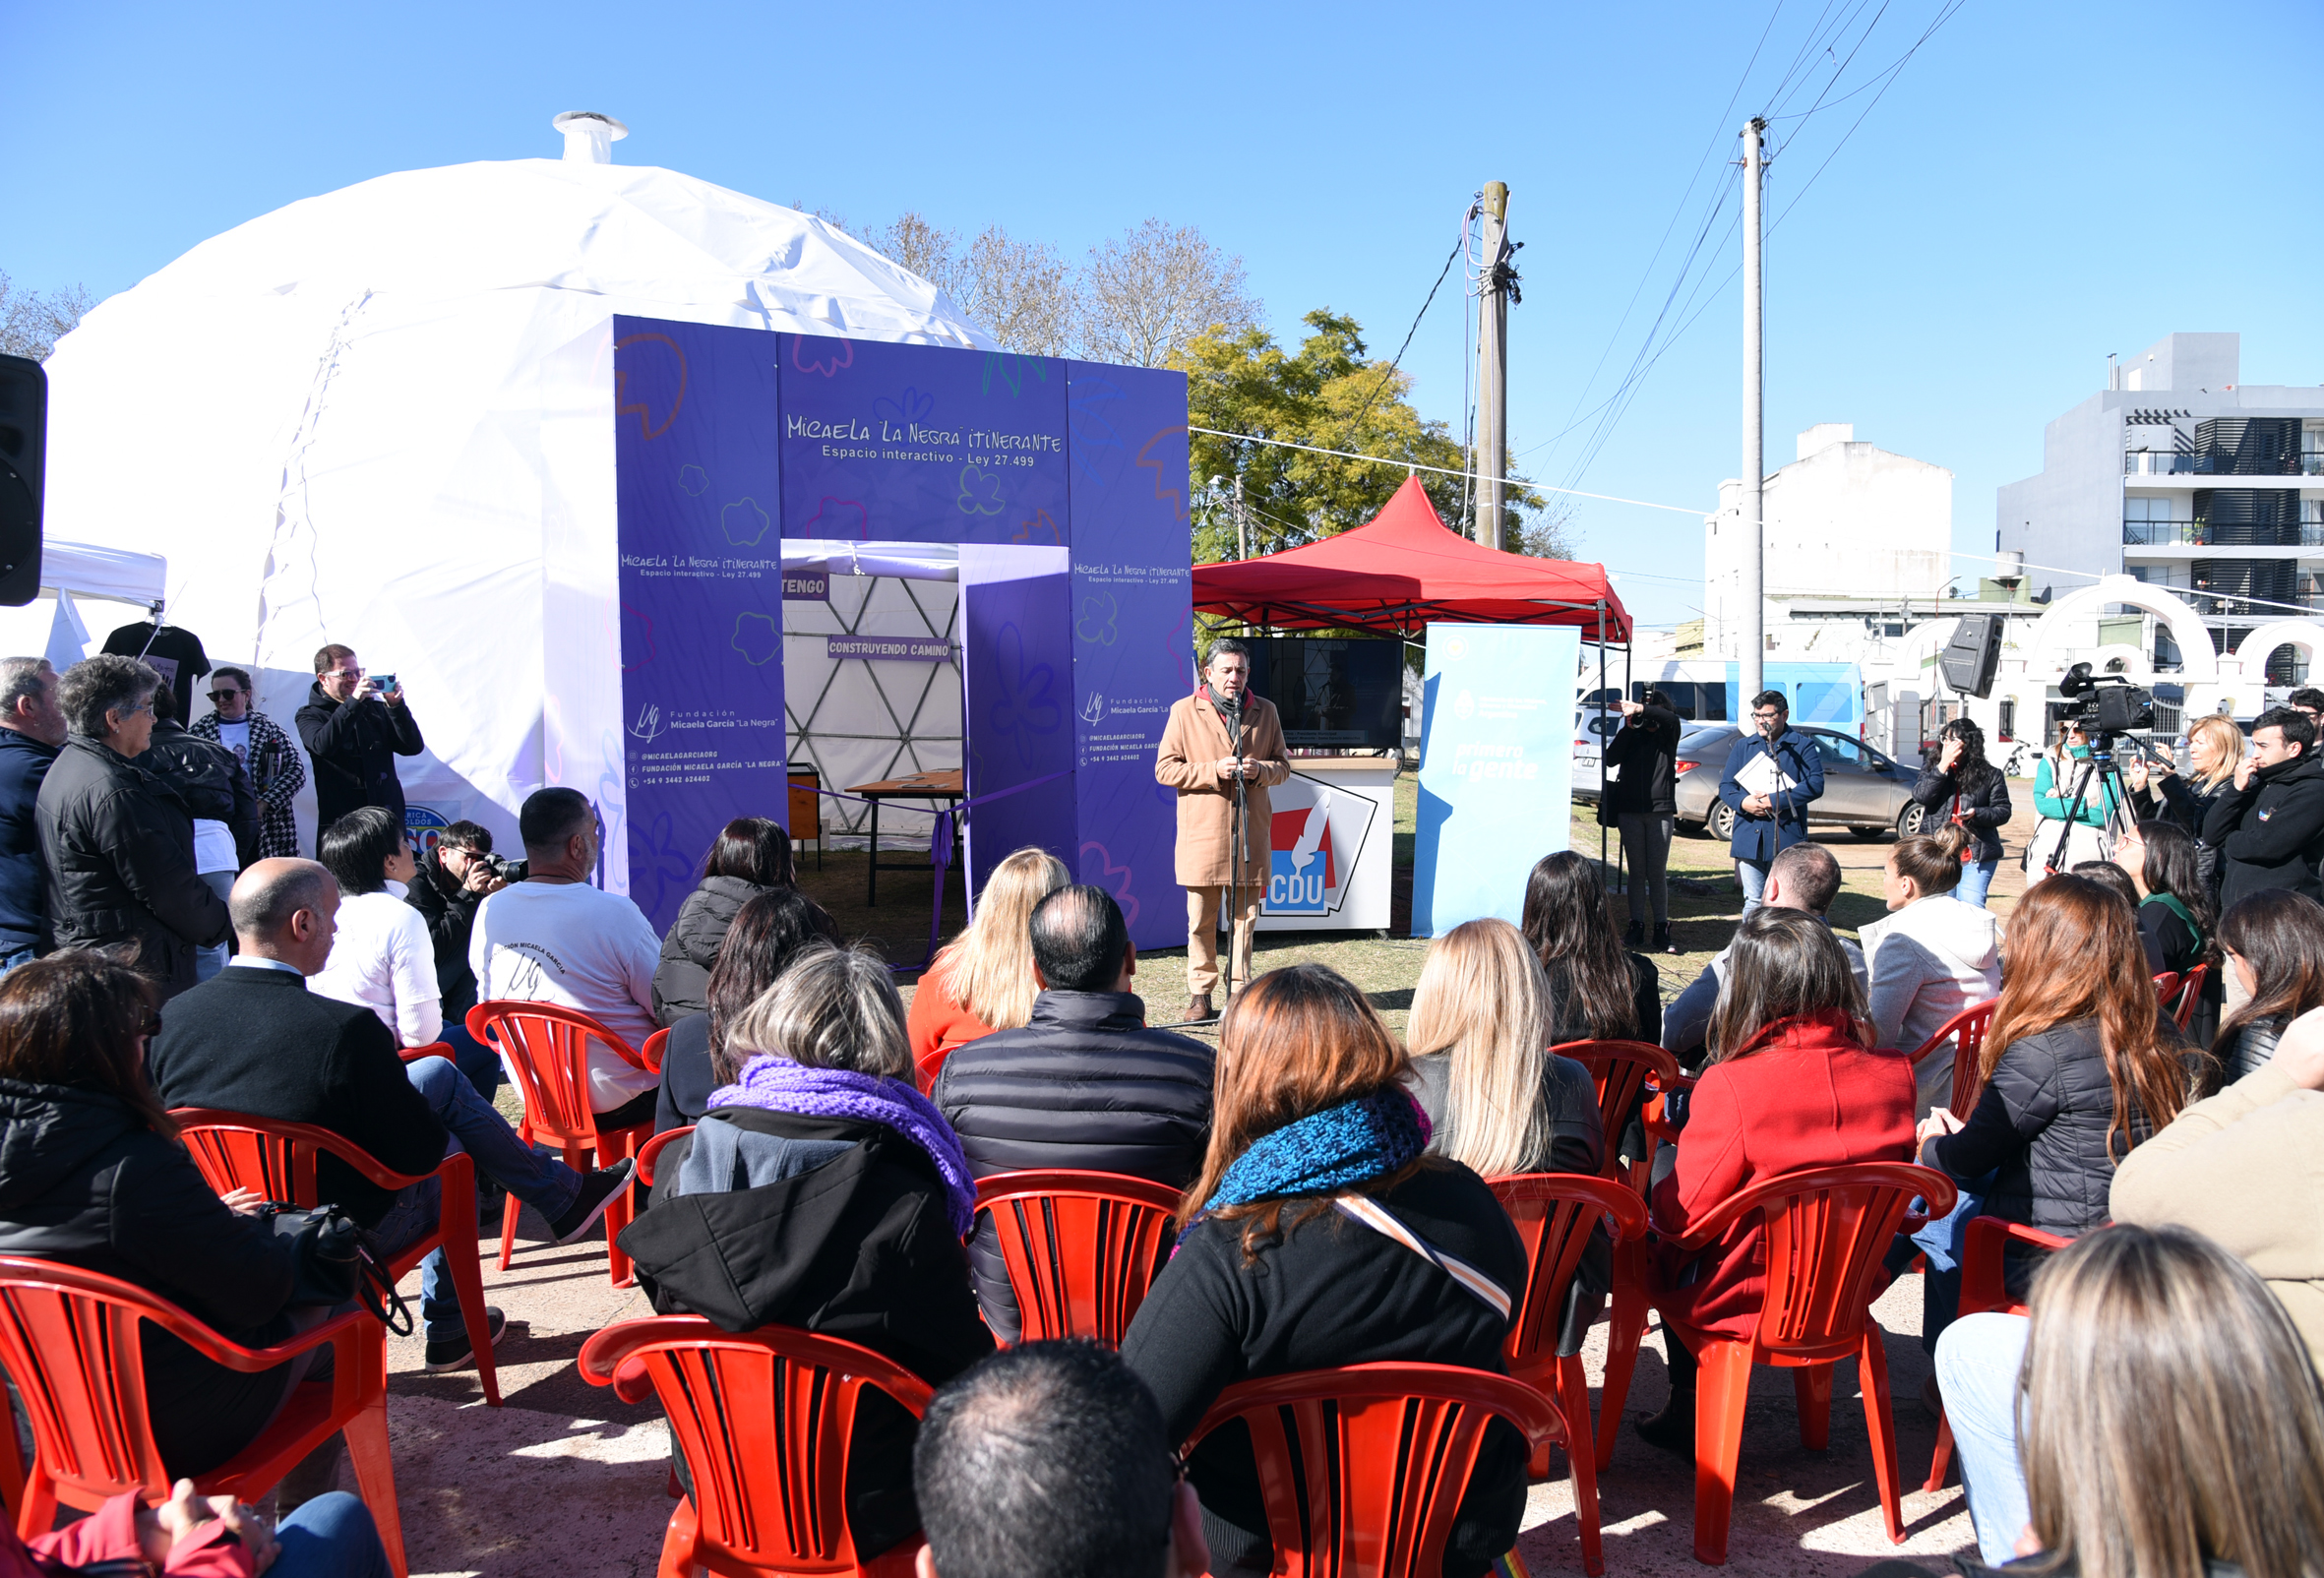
left=617, top=942, right=992, bottom=1563
left=1119, top=964, right=1530, bottom=1578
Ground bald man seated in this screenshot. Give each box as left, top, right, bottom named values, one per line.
left=150, top=859, right=636, bottom=1372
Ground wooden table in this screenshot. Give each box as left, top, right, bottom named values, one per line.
left=846, top=768, right=966, bottom=906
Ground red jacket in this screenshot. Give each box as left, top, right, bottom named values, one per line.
left=1, top=1491, right=255, bottom=1576
left=1650, top=1010, right=1917, bottom=1340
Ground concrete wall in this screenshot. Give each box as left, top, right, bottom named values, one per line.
left=1703, top=427, right=1952, bottom=658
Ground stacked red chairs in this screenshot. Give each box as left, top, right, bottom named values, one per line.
left=580, top=1317, right=931, bottom=1578
left=1923, top=1215, right=2073, bottom=1492
left=1651, top=1161, right=1955, bottom=1563
left=1488, top=1173, right=1648, bottom=1574
left=969, top=1170, right=1182, bottom=1347
left=1185, top=1363, right=1564, bottom=1578
left=467, top=1001, right=655, bottom=1287
left=0, top=1257, right=406, bottom=1576
left=172, top=1108, right=503, bottom=1408
left=1558, top=1037, right=1691, bottom=1470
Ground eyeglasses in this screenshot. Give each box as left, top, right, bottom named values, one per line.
left=1751, top=709, right=1783, bottom=722
left=326, top=668, right=365, bottom=681
left=207, top=691, right=245, bottom=701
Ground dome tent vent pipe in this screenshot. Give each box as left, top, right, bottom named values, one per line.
left=553, top=111, right=629, bottom=163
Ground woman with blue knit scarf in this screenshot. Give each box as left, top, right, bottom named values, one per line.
left=1119, top=964, right=1530, bottom=1578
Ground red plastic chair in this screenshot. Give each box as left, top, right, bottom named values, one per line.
left=1489, top=1174, right=1648, bottom=1574
left=1556, top=1038, right=1687, bottom=1470
left=396, top=1040, right=455, bottom=1065
left=913, top=1041, right=949, bottom=1094
left=636, top=1124, right=695, bottom=1188
left=0, top=1257, right=405, bottom=1576
left=1185, top=1363, right=1563, bottom=1578
left=2170, top=963, right=2209, bottom=1032
left=468, top=1001, right=654, bottom=1287
left=1906, top=1001, right=1997, bottom=1116
left=1653, top=1161, right=1957, bottom=1564
left=2151, top=971, right=2180, bottom=1005
left=642, top=1027, right=669, bottom=1074
left=172, top=1108, right=502, bottom=1408
left=969, top=1171, right=1182, bottom=1347
left=579, top=1316, right=931, bottom=1578
left=1923, top=1215, right=2073, bottom=1492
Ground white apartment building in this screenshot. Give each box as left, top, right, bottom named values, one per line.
left=1998, top=332, right=2324, bottom=676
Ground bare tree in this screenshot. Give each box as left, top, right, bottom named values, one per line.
left=863, top=212, right=963, bottom=294
left=952, top=227, right=1073, bottom=356
left=0, top=273, right=96, bottom=362
left=1077, top=220, right=1261, bottom=368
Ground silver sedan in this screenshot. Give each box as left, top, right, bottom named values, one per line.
left=1669, top=725, right=1928, bottom=842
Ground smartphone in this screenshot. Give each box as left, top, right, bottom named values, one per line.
left=370, top=673, right=397, bottom=694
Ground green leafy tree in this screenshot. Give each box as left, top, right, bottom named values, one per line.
left=1173, top=309, right=1558, bottom=564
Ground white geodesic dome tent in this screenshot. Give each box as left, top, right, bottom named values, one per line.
left=39, top=115, right=988, bottom=870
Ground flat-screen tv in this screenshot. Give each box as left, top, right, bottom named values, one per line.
left=1240, top=637, right=1402, bottom=749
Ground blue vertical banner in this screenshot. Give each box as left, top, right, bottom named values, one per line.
left=612, top=316, right=788, bottom=933
left=1063, top=362, right=1192, bottom=951
left=777, top=336, right=1070, bottom=546
left=959, top=545, right=1076, bottom=898
left=1413, top=624, right=1579, bottom=936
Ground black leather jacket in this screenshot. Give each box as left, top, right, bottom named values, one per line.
left=142, top=719, right=259, bottom=868
left=1911, top=762, right=2012, bottom=864
left=2213, top=1012, right=2284, bottom=1087
left=33, top=736, right=230, bottom=997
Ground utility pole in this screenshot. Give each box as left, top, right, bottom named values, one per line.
left=1740, top=118, right=1766, bottom=702
left=1473, top=182, right=1511, bottom=545
left=1233, top=473, right=1250, bottom=561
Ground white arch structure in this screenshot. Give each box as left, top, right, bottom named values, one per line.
left=2025, top=575, right=2221, bottom=685
left=2230, top=619, right=2324, bottom=684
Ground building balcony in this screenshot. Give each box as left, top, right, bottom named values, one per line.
left=2123, top=452, right=2323, bottom=476
left=2123, top=520, right=2324, bottom=547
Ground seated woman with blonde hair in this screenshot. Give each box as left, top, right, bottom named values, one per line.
left=905, top=845, right=1068, bottom=1085
left=1407, top=915, right=1609, bottom=1358
left=1121, top=964, right=1529, bottom=1577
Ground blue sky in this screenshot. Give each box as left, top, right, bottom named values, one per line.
left=14, top=0, right=2321, bottom=630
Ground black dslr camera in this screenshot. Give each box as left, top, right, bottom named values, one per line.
left=2058, top=662, right=2156, bottom=743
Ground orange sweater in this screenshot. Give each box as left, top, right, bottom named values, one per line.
left=907, top=956, right=996, bottom=1090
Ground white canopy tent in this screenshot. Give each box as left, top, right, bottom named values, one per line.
left=0, top=541, right=173, bottom=677
left=39, top=120, right=993, bottom=867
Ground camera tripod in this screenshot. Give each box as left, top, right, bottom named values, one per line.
left=2042, top=734, right=2139, bottom=877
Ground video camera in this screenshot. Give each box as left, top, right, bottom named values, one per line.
left=2057, top=662, right=2156, bottom=741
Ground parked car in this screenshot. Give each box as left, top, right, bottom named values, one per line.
left=1671, top=724, right=1926, bottom=841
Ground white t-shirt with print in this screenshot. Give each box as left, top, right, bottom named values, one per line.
left=468, top=880, right=662, bottom=1110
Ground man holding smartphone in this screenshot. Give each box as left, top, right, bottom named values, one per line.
left=296, top=643, right=426, bottom=853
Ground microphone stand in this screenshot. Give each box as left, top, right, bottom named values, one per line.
left=1225, top=695, right=1249, bottom=1009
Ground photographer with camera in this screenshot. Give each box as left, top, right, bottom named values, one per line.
left=2204, top=706, right=2324, bottom=917
left=1604, top=688, right=1682, bottom=951
left=1715, top=690, right=1824, bottom=915
left=295, top=644, right=423, bottom=853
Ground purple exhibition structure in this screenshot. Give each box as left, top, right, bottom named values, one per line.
left=611, top=317, right=1191, bottom=946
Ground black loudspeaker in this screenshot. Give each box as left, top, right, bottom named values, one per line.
left=0, top=355, right=45, bottom=608
left=1938, top=612, right=2001, bottom=698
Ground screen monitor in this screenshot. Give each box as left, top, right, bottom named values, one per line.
left=1240, top=637, right=1403, bottom=749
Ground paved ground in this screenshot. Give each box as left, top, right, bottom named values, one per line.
left=347, top=771, right=2050, bottom=1574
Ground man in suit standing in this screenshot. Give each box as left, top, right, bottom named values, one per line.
left=1155, top=638, right=1290, bottom=1024
left=1717, top=689, right=1825, bottom=916
left=149, top=859, right=635, bottom=1372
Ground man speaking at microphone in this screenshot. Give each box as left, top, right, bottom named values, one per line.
left=1156, top=638, right=1290, bottom=1024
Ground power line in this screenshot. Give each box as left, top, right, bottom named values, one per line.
left=1340, top=226, right=1469, bottom=441
left=1185, top=425, right=1704, bottom=515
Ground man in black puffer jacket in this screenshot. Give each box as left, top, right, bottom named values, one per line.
left=2206, top=706, right=2324, bottom=913
left=934, top=884, right=1215, bottom=1341
left=35, top=656, right=229, bottom=999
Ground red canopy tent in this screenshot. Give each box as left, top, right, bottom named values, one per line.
left=1190, top=475, right=1631, bottom=642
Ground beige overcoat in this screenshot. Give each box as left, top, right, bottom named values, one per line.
left=1156, top=691, right=1292, bottom=886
